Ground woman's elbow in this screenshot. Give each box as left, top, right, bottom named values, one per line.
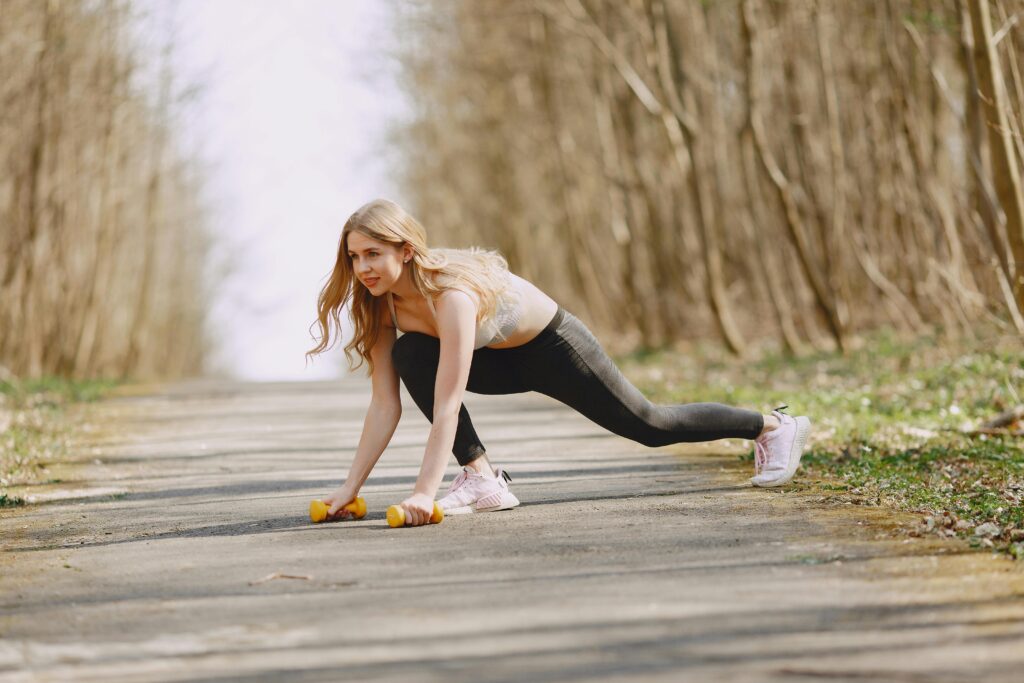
left=370, top=395, right=403, bottom=419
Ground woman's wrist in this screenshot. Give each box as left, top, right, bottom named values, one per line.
left=412, top=481, right=438, bottom=500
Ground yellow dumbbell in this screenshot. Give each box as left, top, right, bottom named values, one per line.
left=386, top=502, right=444, bottom=528
left=309, top=497, right=367, bottom=523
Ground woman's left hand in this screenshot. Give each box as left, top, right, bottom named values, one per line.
left=399, top=492, right=436, bottom=526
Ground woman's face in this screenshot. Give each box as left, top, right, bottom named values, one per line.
left=346, top=231, right=408, bottom=295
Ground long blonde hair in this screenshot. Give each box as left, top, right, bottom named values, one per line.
left=307, top=198, right=512, bottom=374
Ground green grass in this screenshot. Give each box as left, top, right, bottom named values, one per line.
left=0, top=492, right=25, bottom=507
left=1, top=377, right=117, bottom=502
left=618, top=326, right=1024, bottom=557
left=0, top=377, right=115, bottom=406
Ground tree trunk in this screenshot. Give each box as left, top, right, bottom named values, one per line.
left=649, top=0, right=747, bottom=355
left=741, top=0, right=846, bottom=352
left=968, top=0, right=1024, bottom=312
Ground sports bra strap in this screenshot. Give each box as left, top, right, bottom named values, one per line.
left=386, top=291, right=437, bottom=332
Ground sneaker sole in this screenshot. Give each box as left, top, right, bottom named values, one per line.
left=443, top=491, right=520, bottom=515
left=752, top=416, right=811, bottom=488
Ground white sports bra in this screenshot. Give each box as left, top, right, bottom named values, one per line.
left=386, top=284, right=522, bottom=349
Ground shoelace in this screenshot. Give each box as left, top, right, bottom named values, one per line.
left=754, top=405, right=790, bottom=475
left=754, top=440, right=768, bottom=475
left=446, top=469, right=469, bottom=495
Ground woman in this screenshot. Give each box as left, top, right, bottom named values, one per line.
left=308, top=199, right=811, bottom=526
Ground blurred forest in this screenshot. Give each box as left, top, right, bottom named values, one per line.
left=394, top=0, right=1024, bottom=356
left=4, top=0, right=1023, bottom=383
left=0, top=0, right=209, bottom=380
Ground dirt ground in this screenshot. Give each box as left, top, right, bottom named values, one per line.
left=1, top=377, right=1023, bottom=682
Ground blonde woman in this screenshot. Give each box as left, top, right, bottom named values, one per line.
left=309, top=199, right=811, bottom=526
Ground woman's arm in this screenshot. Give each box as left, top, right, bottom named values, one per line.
left=400, top=289, right=477, bottom=524
left=325, top=325, right=403, bottom=516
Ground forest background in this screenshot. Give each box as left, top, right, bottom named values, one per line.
left=1, top=0, right=1023, bottom=549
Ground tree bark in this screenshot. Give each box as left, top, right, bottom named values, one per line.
left=968, top=0, right=1024, bottom=313
left=649, top=0, right=746, bottom=355
left=741, top=0, right=846, bottom=352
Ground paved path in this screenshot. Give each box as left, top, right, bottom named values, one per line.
left=1, top=378, right=1023, bottom=682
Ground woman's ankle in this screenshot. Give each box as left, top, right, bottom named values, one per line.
left=464, top=454, right=497, bottom=478
left=758, top=414, right=781, bottom=438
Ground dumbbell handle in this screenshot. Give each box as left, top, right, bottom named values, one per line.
left=386, top=502, right=444, bottom=527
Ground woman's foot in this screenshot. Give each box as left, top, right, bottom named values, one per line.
left=438, top=466, right=520, bottom=514
left=751, top=406, right=811, bottom=487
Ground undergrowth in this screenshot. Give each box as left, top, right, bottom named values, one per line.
left=0, top=377, right=116, bottom=505
left=619, top=326, right=1024, bottom=558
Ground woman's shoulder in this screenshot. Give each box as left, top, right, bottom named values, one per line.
left=429, top=269, right=479, bottom=300
left=434, top=286, right=480, bottom=309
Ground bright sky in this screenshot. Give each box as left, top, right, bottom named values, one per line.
left=152, top=0, right=410, bottom=380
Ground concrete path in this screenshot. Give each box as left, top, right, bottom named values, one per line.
left=1, top=378, right=1023, bottom=682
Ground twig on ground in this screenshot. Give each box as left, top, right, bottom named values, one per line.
left=979, top=405, right=1024, bottom=429
left=248, top=572, right=312, bottom=586
left=962, top=428, right=1024, bottom=437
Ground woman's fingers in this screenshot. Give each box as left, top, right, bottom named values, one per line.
left=402, top=502, right=425, bottom=526
left=327, top=503, right=351, bottom=519
left=326, top=496, right=353, bottom=517
left=399, top=502, right=411, bottom=525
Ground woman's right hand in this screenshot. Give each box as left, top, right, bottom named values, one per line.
left=324, top=484, right=358, bottom=519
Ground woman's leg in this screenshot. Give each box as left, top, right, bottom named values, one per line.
left=518, top=308, right=764, bottom=446
left=391, top=332, right=529, bottom=467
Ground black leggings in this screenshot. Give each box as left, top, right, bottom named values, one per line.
left=390, top=306, right=765, bottom=466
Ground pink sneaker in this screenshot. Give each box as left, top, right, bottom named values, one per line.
left=751, top=405, right=811, bottom=488
left=438, top=466, right=520, bottom=514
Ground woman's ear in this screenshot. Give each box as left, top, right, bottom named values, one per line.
left=402, top=244, right=414, bottom=263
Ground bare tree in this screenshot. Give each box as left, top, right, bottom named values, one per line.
left=390, top=0, right=1024, bottom=357
left=0, top=0, right=211, bottom=380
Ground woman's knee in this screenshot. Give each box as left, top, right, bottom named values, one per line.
left=630, top=403, right=680, bottom=447
left=629, top=410, right=671, bottom=448
left=391, top=332, right=439, bottom=376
